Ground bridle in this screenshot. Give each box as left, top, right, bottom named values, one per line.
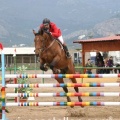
left=34, top=33, right=55, bottom=55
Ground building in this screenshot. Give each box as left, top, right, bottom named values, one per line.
left=0, top=47, right=37, bottom=68
left=73, top=34, right=120, bottom=66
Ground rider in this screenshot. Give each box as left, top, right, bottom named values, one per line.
left=39, top=18, right=71, bottom=58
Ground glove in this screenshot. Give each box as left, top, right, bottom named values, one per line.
left=44, top=29, right=51, bottom=35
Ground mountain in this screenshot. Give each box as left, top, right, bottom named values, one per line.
left=67, top=17, right=120, bottom=41
left=0, top=0, right=120, bottom=48
left=93, top=18, right=120, bottom=36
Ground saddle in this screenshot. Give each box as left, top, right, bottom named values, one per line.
left=55, top=39, right=64, bottom=49
left=55, top=39, right=71, bottom=58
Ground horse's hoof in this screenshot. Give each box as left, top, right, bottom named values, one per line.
left=44, top=68, right=48, bottom=71
left=70, top=106, right=74, bottom=108
left=53, top=69, right=60, bottom=74
left=81, top=105, right=84, bottom=108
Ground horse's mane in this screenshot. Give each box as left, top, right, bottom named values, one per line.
left=37, top=28, right=53, bottom=41
left=34, top=28, right=44, bottom=36
left=35, top=28, right=51, bottom=37
left=39, top=28, right=44, bottom=35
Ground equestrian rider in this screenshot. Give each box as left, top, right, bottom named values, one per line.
left=39, top=18, right=71, bottom=58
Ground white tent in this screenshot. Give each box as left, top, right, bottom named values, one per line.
left=2, top=47, right=35, bottom=55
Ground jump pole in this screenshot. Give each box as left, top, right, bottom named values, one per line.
left=5, top=92, right=120, bottom=97
left=13, top=48, right=18, bottom=102
left=4, top=73, right=120, bottom=78
left=0, top=43, right=6, bottom=120
left=5, top=102, right=120, bottom=106
left=5, top=83, right=120, bottom=88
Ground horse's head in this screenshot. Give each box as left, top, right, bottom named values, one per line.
left=33, top=29, right=53, bottom=56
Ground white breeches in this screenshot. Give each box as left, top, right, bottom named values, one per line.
left=58, top=35, right=64, bottom=44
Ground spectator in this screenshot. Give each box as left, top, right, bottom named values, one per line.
left=95, top=52, right=104, bottom=74
left=104, top=57, right=110, bottom=73
left=85, top=59, right=93, bottom=74
left=114, top=63, right=120, bottom=73
left=108, top=56, right=114, bottom=73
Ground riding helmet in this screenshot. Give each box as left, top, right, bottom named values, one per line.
left=43, top=18, right=50, bottom=25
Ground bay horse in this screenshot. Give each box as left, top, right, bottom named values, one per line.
left=33, top=29, right=83, bottom=106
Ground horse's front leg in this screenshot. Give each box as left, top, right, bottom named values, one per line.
left=40, top=64, right=48, bottom=71
left=39, top=59, right=48, bottom=71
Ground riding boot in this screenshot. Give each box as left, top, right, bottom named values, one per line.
left=63, top=45, right=71, bottom=58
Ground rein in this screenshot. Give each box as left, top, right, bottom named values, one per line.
left=35, top=31, right=56, bottom=55
left=42, top=39, right=56, bottom=52
left=36, top=36, right=56, bottom=55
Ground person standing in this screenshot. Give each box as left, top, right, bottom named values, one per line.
left=95, top=52, right=104, bottom=74
left=108, top=56, right=114, bottom=73
left=85, top=59, right=93, bottom=74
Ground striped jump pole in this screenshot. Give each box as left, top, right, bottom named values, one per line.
left=6, top=83, right=120, bottom=88
left=6, top=92, right=120, bottom=97
left=1, top=43, right=6, bottom=120
left=4, top=73, right=120, bottom=78
left=6, top=102, right=120, bottom=106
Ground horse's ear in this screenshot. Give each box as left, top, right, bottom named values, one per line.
left=33, top=29, right=36, bottom=35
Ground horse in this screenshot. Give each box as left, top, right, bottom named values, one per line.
left=33, top=29, right=83, bottom=107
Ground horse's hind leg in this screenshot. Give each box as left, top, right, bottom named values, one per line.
left=70, top=78, right=83, bottom=102
left=55, top=78, right=72, bottom=103
left=67, top=64, right=83, bottom=104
